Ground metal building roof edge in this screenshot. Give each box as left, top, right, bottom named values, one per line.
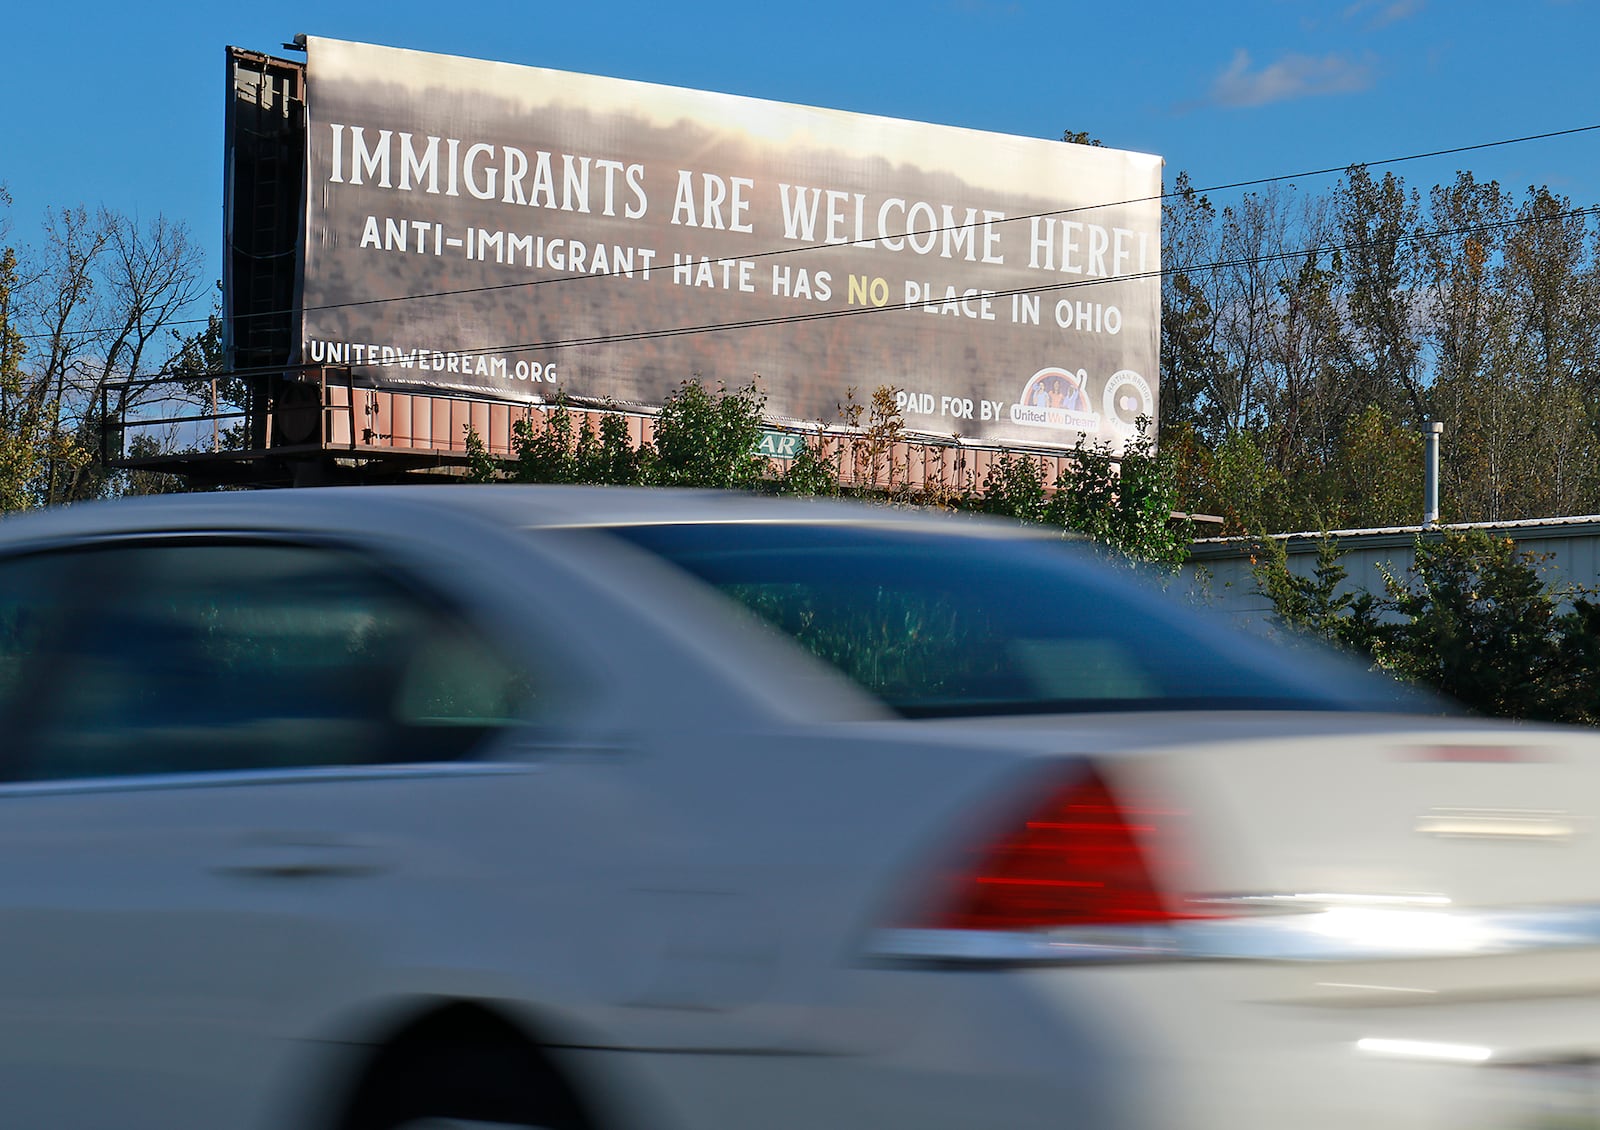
left=1189, top=515, right=1600, bottom=559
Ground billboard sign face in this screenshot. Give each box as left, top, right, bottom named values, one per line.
left=300, top=37, right=1162, bottom=450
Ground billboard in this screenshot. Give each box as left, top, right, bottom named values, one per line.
left=299, top=37, right=1161, bottom=450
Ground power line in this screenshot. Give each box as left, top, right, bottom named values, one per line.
left=15, top=121, right=1600, bottom=345
left=221, top=119, right=1600, bottom=326
left=115, top=199, right=1600, bottom=382
left=1181, top=122, right=1600, bottom=198
left=348, top=201, right=1600, bottom=365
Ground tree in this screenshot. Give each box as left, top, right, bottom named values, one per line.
left=1251, top=535, right=1382, bottom=655
left=646, top=379, right=766, bottom=489
left=1254, top=530, right=1591, bottom=722
left=503, top=395, right=642, bottom=485
left=168, top=293, right=243, bottom=454
left=0, top=244, right=46, bottom=513
left=1552, top=598, right=1600, bottom=724
left=1378, top=531, right=1567, bottom=720
left=1491, top=186, right=1598, bottom=517
left=466, top=380, right=1192, bottom=569
left=1417, top=173, right=1511, bottom=522
left=772, top=422, right=841, bottom=498
left=1261, top=235, right=1344, bottom=476
left=0, top=204, right=209, bottom=511
left=60, top=212, right=207, bottom=501
left=973, top=423, right=1190, bottom=567
left=1155, top=160, right=1600, bottom=534
left=481, top=380, right=768, bottom=489
left=20, top=205, right=105, bottom=507
left=1329, top=403, right=1423, bottom=528
left=0, top=192, right=86, bottom=515
left=1335, top=165, right=1427, bottom=423
left=1170, top=428, right=1295, bottom=535
left=1050, top=421, right=1192, bottom=568
left=1159, top=173, right=1228, bottom=439
left=977, top=449, right=1050, bottom=525
left=844, top=385, right=910, bottom=493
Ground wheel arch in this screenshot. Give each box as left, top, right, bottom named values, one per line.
left=311, top=995, right=618, bottom=1130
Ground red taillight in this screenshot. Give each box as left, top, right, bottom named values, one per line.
left=919, top=767, right=1190, bottom=932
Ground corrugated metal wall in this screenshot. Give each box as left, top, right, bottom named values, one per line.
left=1185, top=519, right=1600, bottom=627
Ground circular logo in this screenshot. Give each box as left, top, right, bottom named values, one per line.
left=1102, top=369, right=1153, bottom=432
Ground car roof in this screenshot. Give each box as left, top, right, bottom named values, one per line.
left=0, top=485, right=1041, bottom=545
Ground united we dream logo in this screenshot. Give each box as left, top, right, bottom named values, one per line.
left=1011, top=366, right=1100, bottom=431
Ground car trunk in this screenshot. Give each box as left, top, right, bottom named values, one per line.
left=1112, top=717, right=1600, bottom=999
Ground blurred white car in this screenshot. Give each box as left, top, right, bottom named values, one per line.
left=1, top=486, right=1598, bottom=1130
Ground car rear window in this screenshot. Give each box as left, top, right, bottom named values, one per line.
left=608, top=522, right=1414, bottom=719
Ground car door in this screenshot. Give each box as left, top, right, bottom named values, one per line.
left=0, top=533, right=607, bottom=1130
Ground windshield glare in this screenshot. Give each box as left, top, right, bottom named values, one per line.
left=608, top=522, right=1413, bottom=719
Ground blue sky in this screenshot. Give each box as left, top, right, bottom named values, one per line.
left=2, top=0, right=1596, bottom=290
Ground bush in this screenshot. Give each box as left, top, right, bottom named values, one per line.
left=645, top=380, right=766, bottom=489
left=467, top=384, right=1194, bottom=570
left=1255, top=529, right=1600, bottom=723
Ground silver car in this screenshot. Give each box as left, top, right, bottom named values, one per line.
left=0, top=485, right=1596, bottom=1130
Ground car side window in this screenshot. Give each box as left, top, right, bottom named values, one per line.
left=0, top=540, right=540, bottom=783
left=0, top=552, right=65, bottom=736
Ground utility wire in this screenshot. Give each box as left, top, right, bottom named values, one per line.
left=16, top=121, right=1600, bottom=344
left=215, top=119, right=1600, bottom=325
left=350, top=201, right=1600, bottom=365
left=110, top=199, right=1600, bottom=383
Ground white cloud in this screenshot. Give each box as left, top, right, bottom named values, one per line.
left=1344, top=0, right=1425, bottom=29
left=1208, top=49, right=1375, bottom=108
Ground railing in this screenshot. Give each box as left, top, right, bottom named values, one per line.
left=102, top=368, right=1106, bottom=494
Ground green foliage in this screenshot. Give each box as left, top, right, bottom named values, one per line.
left=488, top=380, right=768, bottom=490
left=1165, top=426, right=1297, bottom=535
left=470, top=381, right=1191, bottom=570
left=510, top=397, right=585, bottom=484
left=774, top=425, right=841, bottom=497
left=1160, top=161, right=1600, bottom=529
left=0, top=246, right=34, bottom=513
left=977, top=450, right=1050, bottom=524
left=1208, top=432, right=1286, bottom=530
left=506, top=395, right=643, bottom=486
left=646, top=379, right=766, bottom=489
left=1251, top=536, right=1382, bottom=654
left=1552, top=599, right=1600, bottom=724
left=1159, top=173, right=1228, bottom=437
left=462, top=423, right=499, bottom=484
left=588, top=411, right=644, bottom=485
left=1255, top=529, right=1600, bottom=722
left=974, top=421, right=1190, bottom=567
left=1170, top=404, right=1426, bottom=536
left=1052, top=421, right=1193, bottom=568
left=1378, top=531, right=1566, bottom=720
left=1334, top=405, right=1424, bottom=528
left=1060, top=129, right=1105, bottom=147
left=0, top=244, right=80, bottom=513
